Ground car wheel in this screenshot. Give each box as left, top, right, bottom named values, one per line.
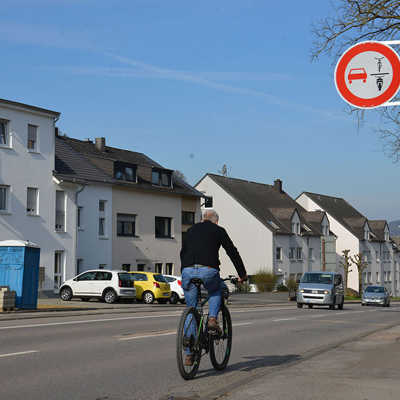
left=169, top=292, right=179, bottom=304
left=297, top=303, right=303, bottom=308
left=338, top=301, right=344, bottom=310
left=308, top=304, right=313, bottom=309
left=143, top=291, right=155, bottom=304
left=103, top=289, right=117, bottom=304
left=60, top=287, right=73, bottom=301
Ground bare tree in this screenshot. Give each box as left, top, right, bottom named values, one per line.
left=350, top=252, right=369, bottom=295
left=339, top=249, right=352, bottom=291
left=173, top=170, right=187, bottom=183
left=311, top=0, right=400, bottom=161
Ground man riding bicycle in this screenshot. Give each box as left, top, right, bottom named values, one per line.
left=180, top=209, right=247, bottom=366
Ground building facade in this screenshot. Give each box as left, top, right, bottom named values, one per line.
left=195, top=174, right=335, bottom=283
left=0, top=99, right=79, bottom=294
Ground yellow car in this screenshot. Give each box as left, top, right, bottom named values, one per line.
left=129, top=271, right=171, bottom=304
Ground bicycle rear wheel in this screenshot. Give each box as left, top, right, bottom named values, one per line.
left=209, top=304, right=232, bottom=370
left=176, top=307, right=201, bottom=380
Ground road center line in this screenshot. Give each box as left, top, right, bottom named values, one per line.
left=0, top=350, right=38, bottom=358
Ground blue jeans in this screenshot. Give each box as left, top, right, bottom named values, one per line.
left=181, top=266, right=222, bottom=355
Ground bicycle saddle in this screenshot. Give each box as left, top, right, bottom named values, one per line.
left=190, top=278, right=204, bottom=285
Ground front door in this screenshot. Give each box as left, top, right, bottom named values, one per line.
left=54, top=251, right=64, bottom=294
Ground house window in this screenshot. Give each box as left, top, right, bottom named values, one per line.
left=289, top=247, right=295, bottom=260
left=376, top=271, right=380, bottom=283
left=27, top=124, right=38, bottom=151
left=77, top=207, right=83, bottom=229
left=0, top=119, right=9, bottom=146
left=55, top=191, right=66, bottom=232
left=99, top=217, right=105, bottom=237
left=276, top=247, right=282, bottom=260
left=376, top=251, right=380, bottom=261
left=155, top=217, right=172, bottom=238
left=117, top=214, right=136, bottom=237
left=155, top=263, right=162, bottom=273
left=114, top=162, right=137, bottom=182
left=388, top=271, right=392, bottom=282
left=122, top=264, right=131, bottom=272
left=99, top=200, right=106, bottom=212
left=182, top=211, right=195, bottom=225
left=368, top=272, right=372, bottom=283
left=204, top=196, right=213, bottom=208
left=0, top=185, right=10, bottom=211
left=26, top=187, right=38, bottom=215
left=152, top=169, right=172, bottom=187
left=296, top=247, right=302, bottom=260
left=165, top=263, right=173, bottom=275
left=137, top=264, right=145, bottom=271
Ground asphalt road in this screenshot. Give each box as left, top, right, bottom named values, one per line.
left=0, top=303, right=399, bottom=400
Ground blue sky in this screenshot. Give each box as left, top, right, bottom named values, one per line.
left=1, top=0, right=398, bottom=221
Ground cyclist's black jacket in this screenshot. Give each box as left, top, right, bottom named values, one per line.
left=180, top=220, right=246, bottom=279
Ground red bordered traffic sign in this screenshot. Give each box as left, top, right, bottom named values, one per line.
left=335, top=41, right=400, bottom=108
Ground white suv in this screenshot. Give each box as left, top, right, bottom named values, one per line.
left=59, top=270, right=136, bottom=304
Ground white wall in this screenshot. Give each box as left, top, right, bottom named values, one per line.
left=196, top=176, right=273, bottom=277
left=297, top=193, right=359, bottom=291
left=112, top=187, right=183, bottom=275
left=0, top=103, right=77, bottom=292
left=77, top=183, right=113, bottom=272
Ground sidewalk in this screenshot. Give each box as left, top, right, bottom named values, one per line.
left=225, top=324, right=400, bottom=400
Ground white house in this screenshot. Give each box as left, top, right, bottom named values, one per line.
left=0, top=99, right=80, bottom=295
left=195, top=174, right=335, bottom=283
left=297, top=192, right=399, bottom=295
left=55, top=135, right=202, bottom=277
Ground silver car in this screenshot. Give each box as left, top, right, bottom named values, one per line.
left=362, top=286, right=390, bottom=307
left=297, top=271, right=344, bottom=310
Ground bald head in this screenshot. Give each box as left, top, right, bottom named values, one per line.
left=202, top=209, right=219, bottom=224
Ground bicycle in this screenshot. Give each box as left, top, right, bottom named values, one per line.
left=176, top=277, right=236, bottom=380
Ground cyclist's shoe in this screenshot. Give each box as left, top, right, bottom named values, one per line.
left=207, top=317, right=222, bottom=336
left=184, top=354, right=194, bottom=366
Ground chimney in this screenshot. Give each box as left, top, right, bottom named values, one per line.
left=274, top=179, right=283, bottom=192
left=95, top=137, right=106, bottom=152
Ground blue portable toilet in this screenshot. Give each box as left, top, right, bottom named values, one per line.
left=0, top=240, right=40, bottom=309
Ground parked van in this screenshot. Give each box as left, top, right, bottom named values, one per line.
left=296, top=271, right=344, bottom=310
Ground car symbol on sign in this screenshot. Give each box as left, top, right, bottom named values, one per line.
left=348, top=68, right=367, bottom=84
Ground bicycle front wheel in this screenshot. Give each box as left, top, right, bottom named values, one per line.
left=176, top=307, right=201, bottom=380
left=209, top=304, right=232, bottom=370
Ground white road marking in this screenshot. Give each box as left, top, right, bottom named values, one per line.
left=0, top=313, right=182, bottom=331
left=0, top=350, right=38, bottom=358
left=117, top=321, right=253, bottom=341
left=0, top=307, right=292, bottom=331
left=273, top=318, right=298, bottom=322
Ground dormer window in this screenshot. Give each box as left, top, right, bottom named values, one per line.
left=114, top=162, right=137, bottom=182
left=384, top=229, right=390, bottom=241
left=152, top=169, right=172, bottom=187
left=291, top=222, right=300, bottom=234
